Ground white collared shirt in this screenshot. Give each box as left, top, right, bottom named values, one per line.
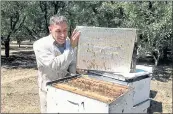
left=33, top=34, right=77, bottom=91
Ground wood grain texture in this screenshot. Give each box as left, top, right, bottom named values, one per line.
left=76, top=26, right=137, bottom=73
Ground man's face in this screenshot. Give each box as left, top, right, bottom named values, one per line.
left=49, top=22, right=68, bottom=45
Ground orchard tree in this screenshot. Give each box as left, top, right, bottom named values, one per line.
left=1, top=1, right=27, bottom=57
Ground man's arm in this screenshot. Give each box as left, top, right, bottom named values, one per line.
left=33, top=42, right=74, bottom=71
left=34, top=29, right=80, bottom=72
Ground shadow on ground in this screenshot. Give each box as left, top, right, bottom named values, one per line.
left=147, top=90, right=162, bottom=113
left=1, top=45, right=33, bottom=50
left=148, top=100, right=163, bottom=113
left=150, top=90, right=157, bottom=99
left=1, top=50, right=37, bottom=69
left=152, top=65, right=173, bottom=82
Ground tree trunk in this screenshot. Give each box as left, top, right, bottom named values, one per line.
left=17, top=40, right=21, bottom=48
left=163, top=47, right=168, bottom=61
left=40, top=2, right=49, bottom=35
left=24, top=25, right=39, bottom=40
left=69, top=21, right=73, bottom=37
left=4, top=38, right=10, bottom=58
left=152, top=50, right=160, bottom=66
left=68, top=12, right=73, bottom=37
left=153, top=56, right=158, bottom=66
left=53, top=1, right=58, bottom=14
left=18, top=43, right=21, bottom=48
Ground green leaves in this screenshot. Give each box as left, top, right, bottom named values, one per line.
left=1, top=1, right=172, bottom=61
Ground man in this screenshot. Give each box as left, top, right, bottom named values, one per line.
left=33, top=15, right=80, bottom=113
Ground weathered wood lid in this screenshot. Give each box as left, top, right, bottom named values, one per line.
left=76, top=26, right=137, bottom=73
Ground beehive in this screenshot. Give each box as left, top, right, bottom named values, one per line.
left=52, top=76, right=129, bottom=104
left=46, top=26, right=150, bottom=113
left=47, top=75, right=134, bottom=113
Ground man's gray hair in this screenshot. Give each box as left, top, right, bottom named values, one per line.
left=49, top=15, right=67, bottom=25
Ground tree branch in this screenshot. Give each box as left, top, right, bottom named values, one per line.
left=24, top=25, right=39, bottom=39
left=13, top=16, right=26, bottom=33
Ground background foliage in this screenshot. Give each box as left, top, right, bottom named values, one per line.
left=1, top=1, right=172, bottom=65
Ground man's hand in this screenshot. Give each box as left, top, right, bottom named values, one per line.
left=70, top=29, right=80, bottom=48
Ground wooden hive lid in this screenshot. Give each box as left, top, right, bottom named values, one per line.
left=76, top=26, right=137, bottom=73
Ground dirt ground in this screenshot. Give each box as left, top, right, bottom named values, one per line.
left=1, top=41, right=172, bottom=113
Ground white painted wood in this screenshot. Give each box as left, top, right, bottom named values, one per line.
left=88, top=66, right=152, bottom=81
left=76, top=26, right=137, bottom=73
left=87, top=74, right=151, bottom=107
left=88, top=74, right=128, bottom=86
left=128, top=77, right=152, bottom=106
left=132, top=99, right=150, bottom=113
left=47, top=65, right=152, bottom=113
left=47, top=85, right=109, bottom=113
left=47, top=78, right=150, bottom=113
left=109, top=88, right=134, bottom=113
left=47, top=84, right=134, bottom=113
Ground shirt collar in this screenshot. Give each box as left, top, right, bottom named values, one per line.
left=49, top=34, right=66, bottom=48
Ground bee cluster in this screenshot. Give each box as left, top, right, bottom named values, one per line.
left=53, top=76, right=128, bottom=103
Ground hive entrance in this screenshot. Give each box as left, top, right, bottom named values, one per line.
left=53, top=76, right=129, bottom=103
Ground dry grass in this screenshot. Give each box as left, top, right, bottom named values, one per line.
left=1, top=68, right=40, bottom=113
left=149, top=78, right=172, bottom=113
left=1, top=67, right=172, bottom=113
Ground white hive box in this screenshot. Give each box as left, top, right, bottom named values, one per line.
left=87, top=65, right=152, bottom=107
left=47, top=76, right=135, bottom=113
left=75, top=26, right=151, bottom=108
left=46, top=26, right=151, bottom=113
